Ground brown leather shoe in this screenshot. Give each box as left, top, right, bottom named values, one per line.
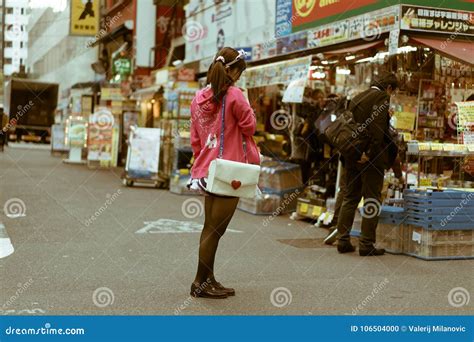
left=213, top=281, right=235, bottom=296
left=190, top=282, right=228, bottom=299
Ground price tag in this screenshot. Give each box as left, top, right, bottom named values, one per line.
left=431, top=143, right=443, bottom=151
left=418, top=142, right=430, bottom=151
left=312, top=206, right=322, bottom=217
left=443, top=144, right=455, bottom=151
left=299, top=203, right=308, bottom=214
left=420, top=178, right=432, bottom=187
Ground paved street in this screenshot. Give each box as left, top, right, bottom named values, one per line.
left=0, top=146, right=472, bottom=316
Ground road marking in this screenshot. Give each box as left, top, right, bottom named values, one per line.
left=0, top=224, right=14, bottom=258
left=135, top=219, right=242, bottom=234
left=0, top=308, right=46, bottom=315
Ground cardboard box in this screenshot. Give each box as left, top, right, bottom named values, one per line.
left=259, top=160, right=302, bottom=192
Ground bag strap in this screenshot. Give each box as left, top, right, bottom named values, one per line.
left=218, top=95, right=248, bottom=162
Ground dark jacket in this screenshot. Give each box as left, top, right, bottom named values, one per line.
left=348, top=87, right=397, bottom=170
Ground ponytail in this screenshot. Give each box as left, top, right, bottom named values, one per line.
left=207, top=60, right=233, bottom=103
left=206, top=47, right=247, bottom=104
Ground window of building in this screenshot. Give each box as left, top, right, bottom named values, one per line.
left=6, top=7, right=13, bottom=14
left=5, top=41, right=13, bottom=48
left=5, top=58, right=12, bottom=64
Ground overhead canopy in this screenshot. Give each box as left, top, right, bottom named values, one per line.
left=324, top=40, right=384, bottom=55
left=411, top=37, right=474, bottom=66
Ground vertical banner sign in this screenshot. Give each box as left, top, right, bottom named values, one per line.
left=70, top=0, right=99, bottom=36
left=388, top=29, right=400, bottom=56
left=276, top=0, right=293, bottom=37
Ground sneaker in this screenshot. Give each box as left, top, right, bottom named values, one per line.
left=323, top=228, right=338, bottom=245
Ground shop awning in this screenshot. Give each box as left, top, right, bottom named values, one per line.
left=323, top=40, right=384, bottom=55
left=411, top=37, right=474, bottom=66
left=131, top=85, right=163, bottom=101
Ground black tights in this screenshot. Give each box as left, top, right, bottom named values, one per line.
left=194, top=195, right=239, bottom=284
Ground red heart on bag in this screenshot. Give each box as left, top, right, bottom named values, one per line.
left=231, top=180, right=241, bottom=190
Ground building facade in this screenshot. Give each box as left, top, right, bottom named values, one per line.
left=2, top=0, right=29, bottom=77
left=26, top=1, right=98, bottom=94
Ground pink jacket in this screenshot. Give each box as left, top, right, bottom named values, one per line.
left=190, top=85, right=260, bottom=178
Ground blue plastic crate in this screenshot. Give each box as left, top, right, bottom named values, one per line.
left=407, top=212, right=474, bottom=223
left=406, top=218, right=474, bottom=230
left=404, top=189, right=472, bottom=199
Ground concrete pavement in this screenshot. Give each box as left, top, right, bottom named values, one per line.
left=0, top=147, right=472, bottom=315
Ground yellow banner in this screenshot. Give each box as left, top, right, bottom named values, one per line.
left=70, top=0, right=99, bottom=36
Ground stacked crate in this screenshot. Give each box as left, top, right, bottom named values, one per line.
left=403, top=189, right=474, bottom=260
left=238, top=160, right=302, bottom=215
left=351, top=206, right=406, bottom=255
left=376, top=206, right=406, bottom=254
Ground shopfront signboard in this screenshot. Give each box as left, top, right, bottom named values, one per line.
left=400, top=5, right=474, bottom=36
left=70, top=0, right=99, bottom=36
left=245, top=56, right=311, bottom=89
left=87, top=108, right=115, bottom=163
left=275, top=0, right=293, bottom=38
left=307, top=5, right=399, bottom=49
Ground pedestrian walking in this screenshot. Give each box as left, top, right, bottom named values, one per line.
left=187, top=47, right=260, bottom=299
left=336, top=72, right=399, bottom=256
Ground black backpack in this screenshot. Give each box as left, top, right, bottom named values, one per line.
left=315, top=97, right=370, bottom=161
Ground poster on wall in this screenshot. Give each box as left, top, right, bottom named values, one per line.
left=455, top=101, right=474, bottom=144
left=276, top=31, right=308, bottom=55
left=401, top=5, right=474, bottom=36
left=70, top=0, right=100, bottom=36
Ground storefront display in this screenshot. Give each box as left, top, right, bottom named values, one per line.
left=87, top=108, right=117, bottom=168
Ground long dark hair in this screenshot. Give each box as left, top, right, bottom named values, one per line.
left=207, top=47, right=247, bottom=103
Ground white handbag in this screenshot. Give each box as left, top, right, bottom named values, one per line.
left=206, top=95, right=261, bottom=198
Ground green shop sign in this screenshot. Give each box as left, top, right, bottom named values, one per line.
left=113, top=58, right=132, bottom=75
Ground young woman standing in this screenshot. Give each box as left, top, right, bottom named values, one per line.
left=188, top=47, right=260, bottom=299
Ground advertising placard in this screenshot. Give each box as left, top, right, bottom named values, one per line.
left=401, top=5, right=474, bottom=36
left=70, top=0, right=99, bottom=36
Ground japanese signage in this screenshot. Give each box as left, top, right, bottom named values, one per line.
left=401, top=6, right=474, bottom=35
left=87, top=108, right=115, bottom=163
left=292, top=0, right=378, bottom=32
left=275, top=0, right=293, bottom=37
left=307, top=5, right=399, bottom=49
left=70, top=0, right=99, bottom=36
left=113, top=58, right=132, bottom=75
left=280, top=0, right=474, bottom=33
left=245, top=56, right=311, bottom=89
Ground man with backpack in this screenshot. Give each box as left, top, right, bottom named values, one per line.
left=335, top=72, right=399, bottom=256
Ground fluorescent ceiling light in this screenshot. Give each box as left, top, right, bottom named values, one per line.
left=345, top=55, right=356, bottom=61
